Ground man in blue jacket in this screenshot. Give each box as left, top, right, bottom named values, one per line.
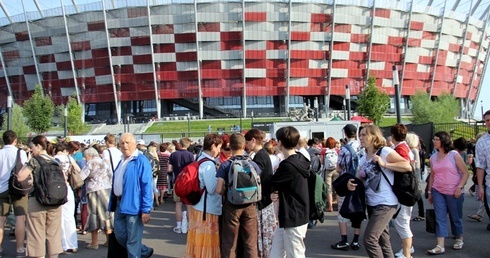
left=109, top=133, right=154, bottom=258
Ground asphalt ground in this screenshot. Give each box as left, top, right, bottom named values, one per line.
left=1, top=180, right=489, bottom=258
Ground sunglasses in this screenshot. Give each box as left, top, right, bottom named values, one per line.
left=222, top=147, right=231, bottom=151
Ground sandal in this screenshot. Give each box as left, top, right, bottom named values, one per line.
left=467, top=214, right=482, bottom=222
left=427, top=245, right=445, bottom=255
left=412, top=216, right=425, bottom=221
left=453, top=239, right=464, bottom=250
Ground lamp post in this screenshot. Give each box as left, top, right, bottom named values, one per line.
left=239, top=113, right=242, bottom=133
left=481, top=101, right=484, bottom=120
left=64, top=107, right=68, bottom=138
left=393, top=65, right=402, bottom=124
left=314, top=98, right=319, bottom=122
left=345, top=85, right=351, bottom=120
left=187, top=113, right=191, bottom=137
left=7, top=95, right=12, bottom=130
left=342, top=98, right=346, bottom=120
left=251, top=111, right=254, bottom=128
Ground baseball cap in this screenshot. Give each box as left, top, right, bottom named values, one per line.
left=343, top=124, right=358, bottom=138
left=137, top=139, right=145, bottom=145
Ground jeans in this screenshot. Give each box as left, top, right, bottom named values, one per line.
left=364, top=205, right=397, bottom=258
left=114, top=200, right=152, bottom=258
left=269, top=224, right=308, bottom=258
left=220, top=202, right=258, bottom=258
left=431, top=188, right=464, bottom=238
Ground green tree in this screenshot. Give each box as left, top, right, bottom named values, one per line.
left=23, top=85, right=55, bottom=134
left=356, top=77, right=390, bottom=125
left=58, top=97, right=84, bottom=135
left=2, top=104, right=32, bottom=143
left=410, top=91, right=458, bottom=124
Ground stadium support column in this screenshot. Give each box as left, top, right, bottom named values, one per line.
left=393, top=66, right=401, bottom=124
left=194, top=0, right=204, bottom=119
left=468, top=12, right=489, bottom=119
left=0, top=46, right=13, bottom=105
left=241, top=0, right=247, bottom=119
left=285, top=0, right=292, bottom=114
left=61, top=0, right=82, bottom=123
left=102, top=0, right=121, bottom=124
left=325, top=1, right=336, bottom=118
left=453, top=1, right=472, bottom=102
left=428, top=1, right=446, bottom=99
left=147, top=1, right=161, bottom=120
left=21, top=0, right=42, bottom=94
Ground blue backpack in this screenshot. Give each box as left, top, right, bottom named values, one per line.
left=343, top=144, right=359, bottom=176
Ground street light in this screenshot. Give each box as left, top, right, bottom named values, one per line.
left=7, top=95, right=12, bottom=130
left=345, top=85, right=351, bottom=120
left=481, top=100, right=484, bottom=120
left=393, top=65, right=402, bottom=124
left=64, top=107, right=68, bottom=138
left=314, top=98, right=319, bottom=122
left=251, top=111, right=254, bottom=127
left=342, top=98, right=346, bottom=120
left=187, top=113, right=191, bottom=137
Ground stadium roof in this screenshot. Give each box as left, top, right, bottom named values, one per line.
left=0, top=0, right=489, bottom=27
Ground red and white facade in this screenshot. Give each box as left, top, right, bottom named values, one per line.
left=0, top=0, right=488, bottom=121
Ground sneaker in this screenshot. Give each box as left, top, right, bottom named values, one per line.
left=331, top=241, right=349, bottom=251
left=351, top=242, right=361, bottom=250
left=173, top=227, right=182, bottom=234
left=395, top=246, right=415, bottom=257
left=16, top=248, right=26, bottom=258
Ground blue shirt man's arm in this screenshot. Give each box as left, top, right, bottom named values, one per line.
left=140, top=155, right=154, bottom=214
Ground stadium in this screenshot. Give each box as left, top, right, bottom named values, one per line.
left=0, top=0, right=489, bottom=123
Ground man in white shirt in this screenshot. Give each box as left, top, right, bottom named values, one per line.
left=0, top=130, right=28, bottom=257
left=477, top=110, right=490, bottom=231
left=103, top=134, right=122, bottom=172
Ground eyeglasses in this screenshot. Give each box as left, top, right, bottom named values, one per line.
left=432, top=138, right=440, bottom=141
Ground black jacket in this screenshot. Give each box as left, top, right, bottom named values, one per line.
left=332, top=173, right=366, bottom=221
left=270, top=152, right=311, bottom=228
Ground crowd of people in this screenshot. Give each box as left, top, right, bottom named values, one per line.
left=1, top=111, right=490, bottom=257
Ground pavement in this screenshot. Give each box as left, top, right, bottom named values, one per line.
left=1, top=181, right=489, bottom=258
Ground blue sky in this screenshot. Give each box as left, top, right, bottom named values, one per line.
left=1, top=0, right=489, bottom=118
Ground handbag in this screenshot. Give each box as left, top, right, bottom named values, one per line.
left=9, top=149, right=32, bottom=196
left=426, top=207, right=436, bottom=233
left=67, top=157, right=84, bottom=190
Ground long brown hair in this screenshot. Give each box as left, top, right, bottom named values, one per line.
left=362, top=125, right=386, bottom=150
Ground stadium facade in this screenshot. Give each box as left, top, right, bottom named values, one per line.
left=0, top=0, right=489, bottom=122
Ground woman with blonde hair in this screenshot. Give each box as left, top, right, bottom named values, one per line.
left=347, top=125, right=412, bottom=257
left=406, top=133, right=425, bottom=223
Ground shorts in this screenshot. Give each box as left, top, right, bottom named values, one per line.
left=0, top=190, right=28, bottom=216
left=173, top=189, right=181, bottom=202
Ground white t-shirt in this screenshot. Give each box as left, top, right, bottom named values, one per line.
left=103, top=147, right=123, bottom=171
left=0, top=145, right=28, bottom=193
left=360, top=147, right=398, bottom=207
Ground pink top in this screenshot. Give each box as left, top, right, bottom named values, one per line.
left=430, top=150, right=462, bottom=195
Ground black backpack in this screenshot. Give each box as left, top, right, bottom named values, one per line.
left=379, top=148, right=420, bottom=206
left=32, top=155, right=68, bottom=206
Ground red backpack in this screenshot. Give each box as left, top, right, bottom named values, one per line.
left=174, top=158, right=213, bottom=205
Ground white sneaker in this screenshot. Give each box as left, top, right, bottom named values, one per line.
left=395, top=246, right=414, bottom=257
left=173, top=227, right=182, bottom=234
left=181, top=211, right=188, bottom=234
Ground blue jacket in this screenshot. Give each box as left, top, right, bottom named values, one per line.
left=109, top=153, right=153, bottom=215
